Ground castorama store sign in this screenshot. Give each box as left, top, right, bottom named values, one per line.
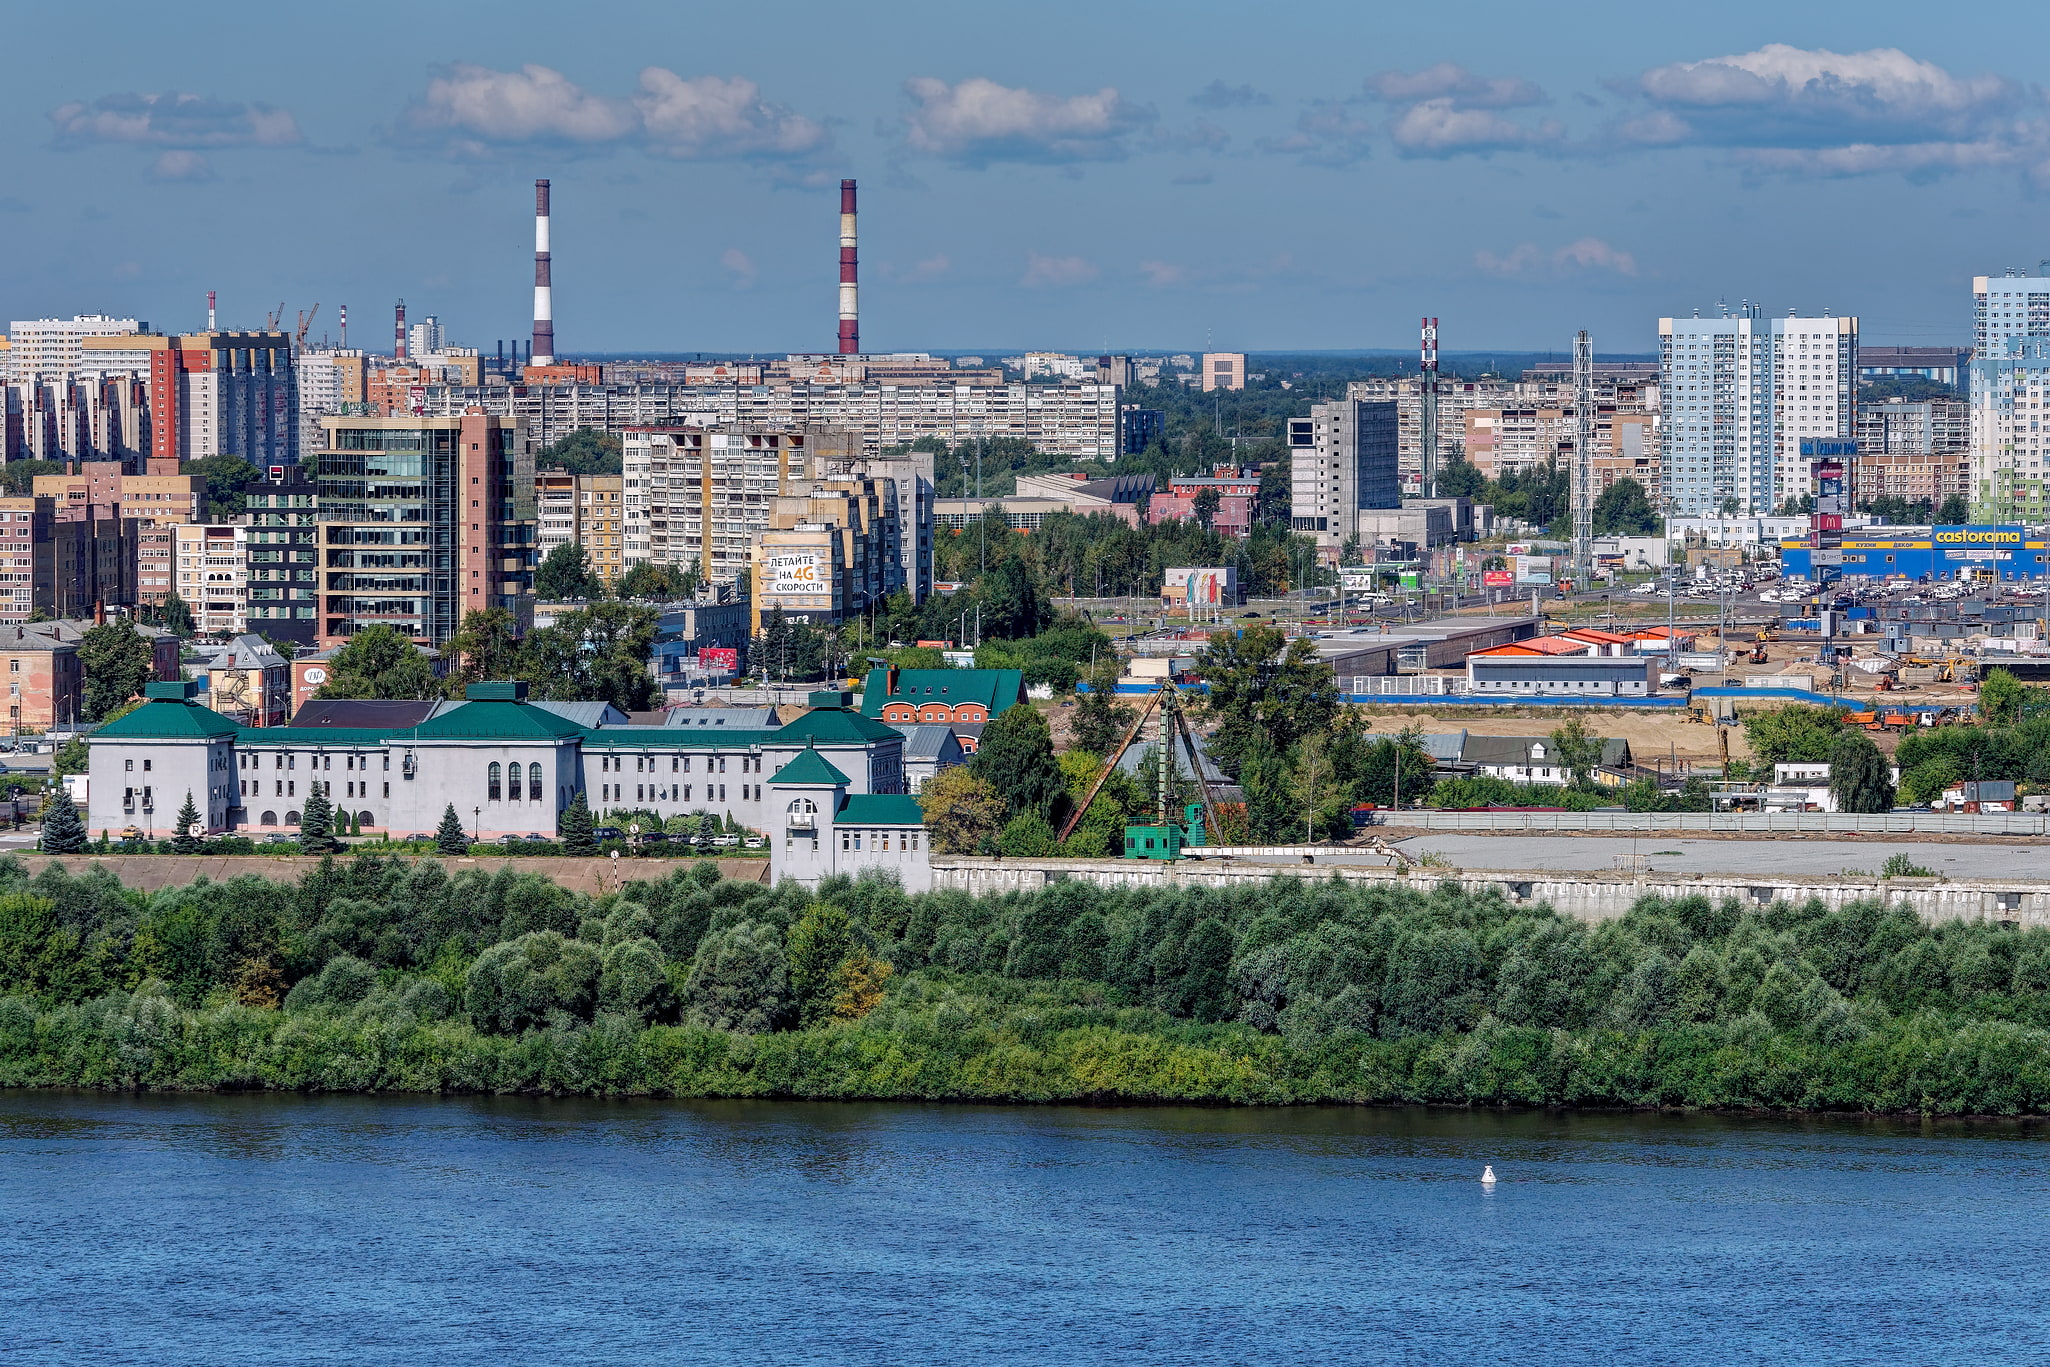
left=1936, top=525, right=2022, bottom=562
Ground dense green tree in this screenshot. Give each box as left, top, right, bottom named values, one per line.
left=536, top=427, right=624, bottom=476
left=172, top=793, right=203, bottom=853
left=1593, top=477, right=1661, bottom=535
left=435, top=803, right=470, bottom=855
left=1978, top=668, right=2029, bottom=727
left=446, top=609, right=524, bottom=690
left=683, top=920, right=791, bottom=1033
left=315, top=625, right=437, bottom=700
left=1829, top=729, right=1897, bottom=814
left=1071, top=657, right=1135, bottom=756
left=79, top=620, right=155, bottom=721
left=1198, top=624, right=1338, bottom=774
left=1547, top=716, right=1606, bottom=787
left=598, top=936, right=673, bottom=1024
left=54, top=737, right=90, bottom=777
left=559, top=792, right=596, bottom=854
left=520, top=602, right=659, bottom=710
left=39, top=787, right=87, bottom=853
left=617, top=560, right=697, bottom=601
left=299, top=788, right=342, bottom=854
left=466, top=931, right=600, bottom=1031
left=535, top=541, right=602, bottom=601
left=1191, top=486, right=1221, bottom=529
left=0, top=460, right=62, bottom=497
left=1937, top=495, right=1970, bottom=524
left=968, top=704, right=1065, bottom=822
left=1239, top=732, right=1299, bottom=841
left=160, top=594, right=196, bottom=638
left=998, top=811, right=1060, bottom=856
left=183, top=455, right=262, bottom=522
left=1743, top=705, right=1848, bottom=766
left=917, top=767, right=1006, bottom=853
left=786, top=901, right=858, bottom=1027
left=976, top=556, right=1051, bottom=640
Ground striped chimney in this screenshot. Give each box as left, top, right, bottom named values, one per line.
left=395, top=298, right=408, bottom=360
left=532, top=179, right=555, bottom=366
left=838, top=179, right=858, bottom=355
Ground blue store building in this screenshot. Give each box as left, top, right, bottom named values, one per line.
left=1779, top=525, right=2050, bottom=582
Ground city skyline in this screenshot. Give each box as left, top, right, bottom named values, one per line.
left=4, top=1, right=2049, bottom=353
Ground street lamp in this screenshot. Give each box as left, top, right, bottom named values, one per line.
left=472, top=806, right=480, bottom=841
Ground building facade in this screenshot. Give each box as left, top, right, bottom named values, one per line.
left=1975, top=271, right=2050, bottom=358
left=1659, top=311, right=1856, bottom=516
left=1970, top=338, right=2050, bottom=521
left=174, top=524, right=249, bottom=634
left=1289, top=399, right=1400, bottom=561
left=536, top=470, right=627, bottom=586
left=243, top=465, right=321, bottom=645
left=315, top=412, right=536, bottom=646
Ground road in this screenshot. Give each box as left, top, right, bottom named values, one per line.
left=1268, top=834, right=2049, bottom=879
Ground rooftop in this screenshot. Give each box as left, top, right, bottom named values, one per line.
left=771, top=747, right=851, bottom=787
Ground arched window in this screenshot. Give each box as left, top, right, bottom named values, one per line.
left=285, top=810, right=301, bottom=826
left=488, top=762, right=502, bottom=801
left=785, top=798, right=818, bottom=828
left=529, top=763, right=543, bottom=801
left=260, top=810, right=277, bottom=826
left=358, top=811, right=375, bottom=830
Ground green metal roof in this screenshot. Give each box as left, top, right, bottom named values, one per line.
left=858, top=668, right=1025, bottom=718
left=237, top=727, right=394, bottom=746
left=837, top=793, right=925, bottom=825
left=770, top=747, right=850, bottom=787
left=580, top=728, right=780, bottom=750
left=404, top=699, right=588, bottom=740
left=91, top=697, right=242, bottom=740
left=776, top=706, right=904, bottom=744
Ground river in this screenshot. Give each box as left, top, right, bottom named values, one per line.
left=2, top=1094, right=2042, bottom=1364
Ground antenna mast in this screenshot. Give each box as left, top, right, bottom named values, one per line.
left=1419, top=317, right=1439, bottom=498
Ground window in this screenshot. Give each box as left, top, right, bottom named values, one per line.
left=530, top=763, right=543, bottom=801
left=125, top=758, right=133, bottom=772
left=488, top=762, right=502, bottom=801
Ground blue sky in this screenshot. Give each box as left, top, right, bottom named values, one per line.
left=5, top=0, right=2049, bottom=355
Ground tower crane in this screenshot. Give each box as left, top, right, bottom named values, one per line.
left=294, top=303, right=320, bottom=349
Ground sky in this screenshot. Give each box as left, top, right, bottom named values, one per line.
left=5, top=0, right=2050, bottom=356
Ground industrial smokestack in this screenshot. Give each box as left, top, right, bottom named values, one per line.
left=207, top=291, right=216, bottom=331
left=395, top=299, right=408, bottom=361
left=532, top=179, right=555, bottom=367
left=339, top=303, right=348, bottom=348
left=838, top=179, right=858, bottom=356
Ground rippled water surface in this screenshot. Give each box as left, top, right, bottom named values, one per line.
left=2, top=1093, right=2044, bottom=1364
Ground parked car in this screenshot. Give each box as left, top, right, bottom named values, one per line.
left=592, top=827, right=624, bottom=842
left=743, top=836, right=765, bottom=849
left=264, top=832, right=297, bottom=845
left=712, top=835, right=740, bottom=847
left=639, top=830, right=670, bottom=844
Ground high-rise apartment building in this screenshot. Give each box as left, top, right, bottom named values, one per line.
left=241, top=466, right=320, bottom=645
left=535, top=471, right=626, bottom=586
left=174, top=524, right=249, bottom=634
left=1288, top=399, right=1399, bottom=560
left=315, top=412, right=535, bottom=645
left=1974, top=270, right=2050, bottom=356
left=749, top=476, right=893, bottom=632
left=1970, top=338, right=2050, bottom=520
left=2, top=315, right=144, bottom=379
left=1659, top=311, right=1856, bottom=516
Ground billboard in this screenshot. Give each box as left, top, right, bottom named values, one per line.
left=1161, top=566, right=1237, bottom=605
left=698, top=647, right=738, bottom=673
left=1482, top=570, right=1514, bottom=587
left=1339, top=567, right=1376, bottom=593
left=766, top=552, right=821, bottom=595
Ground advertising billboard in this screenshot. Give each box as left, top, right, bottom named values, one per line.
left=766, top=553, right=821, bottom=595
left=698, top=647, right=739, bottom=673
left=1161, top=567, right=1237, bottom=605
left=1339, top=567, right=1376, bottom=593
left=1482, top=570, right=1515, bottom=587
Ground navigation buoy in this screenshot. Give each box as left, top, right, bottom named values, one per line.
left=1481, top=1165, right=1497, bottom=1185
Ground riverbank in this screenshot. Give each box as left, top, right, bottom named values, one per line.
left=5, top=986, right=2049, bottom=1114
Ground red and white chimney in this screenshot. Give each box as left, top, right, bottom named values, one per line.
left=395, top=299, right=408, bottom=360
left=838, top=179, right=858, bottom=356
left=532, top=179, right=555, bottom=366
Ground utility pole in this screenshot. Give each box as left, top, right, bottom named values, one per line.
left=1573, top=329, right=1595, bottom=587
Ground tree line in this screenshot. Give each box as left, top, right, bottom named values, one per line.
left=4, top=856, right=2050, bottom=1111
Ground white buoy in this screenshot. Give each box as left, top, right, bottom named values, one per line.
left=1481, top=1165, right=1497, bottom=1185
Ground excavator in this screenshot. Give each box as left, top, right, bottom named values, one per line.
left=1058, top=679, right=1222, bottom=860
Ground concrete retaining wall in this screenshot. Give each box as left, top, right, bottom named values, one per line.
left=931, top=856, right=2049, bottom=929
left=1378, top=810, right=2049, bottom=836
left=9, top=854, right=771, bottom=896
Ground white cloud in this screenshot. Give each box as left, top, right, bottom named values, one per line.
left=891, top=254, right=952, bottom=284
left=397, top=63, right=828, bottom=163
left=902, top=77, right=1153, bottom=165
left=50, top=91, right=300, bottom=148
left=1020, top=252, right=1098, bottom=288
left=1476, top=237, right=1637, bottom=277
left=1619, top=44, right=2042, bottom=181
left=1389, top=100, right=1564, bottom=156
left=1139, top=259, right=1186, bottom=287
left=1259, top=102, right=1375, bottom=166
left=633, top=70, right=828, bottom=159
left=720, top=248, right=756, bottom=287
left=150, top=150, right=215, bottom=181
left=402, top=63, right=635, bottom=148
left=1369, top=63, right=1544, bottom=109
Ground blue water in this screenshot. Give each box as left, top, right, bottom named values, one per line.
left=2, top=1095, right=2044, bottom=1365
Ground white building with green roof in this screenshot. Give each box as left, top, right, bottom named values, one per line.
left=84, top=682, right=926, bottom=888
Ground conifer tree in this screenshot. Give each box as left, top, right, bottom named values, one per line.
left=435, top=803, right=470, bottom=855
left=298, top=787, right=342, bottom=854
left=39, top=785, right=87, bottom=854
left=560, top=791, right=596, bottom=854
left=172, top=792, right=203, bottom=854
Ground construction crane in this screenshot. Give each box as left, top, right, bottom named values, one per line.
left=1056, top=679, right=1221, bottom=856
left=294, top=303, right=320, bottom=349
left=264, top=302, right=285, bottom=331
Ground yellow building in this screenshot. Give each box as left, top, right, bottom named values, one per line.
left=536, top=471, right=626, bottom=586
